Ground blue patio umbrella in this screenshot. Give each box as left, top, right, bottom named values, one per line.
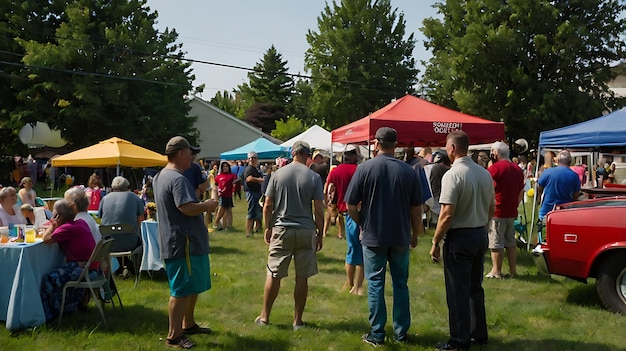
left=220, top=137, right=288, bottom=160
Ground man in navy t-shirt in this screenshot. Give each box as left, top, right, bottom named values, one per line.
left=345, top=127, right=423, bottom=346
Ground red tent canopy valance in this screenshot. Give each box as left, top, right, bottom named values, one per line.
left=331, top=95, right=505, bottom=146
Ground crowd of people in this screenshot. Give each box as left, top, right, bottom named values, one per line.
left=2, top=128, right=615, bottom=350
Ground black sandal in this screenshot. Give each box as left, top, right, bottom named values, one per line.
left=183, top=323, right=213, bottom=335
left=166, top=335, right=195, bottom=349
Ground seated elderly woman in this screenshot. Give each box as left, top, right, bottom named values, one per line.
left=20, top=204, right=35, bottom=225
left=0, top=186, right=27, bottom=226
left=40, top=199, right=98, bottom=321
left=64, top=187, right=102, bottom=243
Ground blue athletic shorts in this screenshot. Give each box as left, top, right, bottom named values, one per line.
left=345, top=214, right=363, bottom=265
left=165, top=255, right=211, bottom=297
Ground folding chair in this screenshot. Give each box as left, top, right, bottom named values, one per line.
left=99, top=223, right=143, bottom=287
left=59, top=238, right=119, bottom=327
left=514, top=215, right=528, bottom=250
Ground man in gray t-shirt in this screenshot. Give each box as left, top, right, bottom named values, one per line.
left=98, top=176, right=145, bottom=232
left=254, top=141, right=324, bottom=330
left=153, top=136, right=218, bottom=349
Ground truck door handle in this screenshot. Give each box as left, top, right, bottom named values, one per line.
left=564, top=234, right=578, bottom=243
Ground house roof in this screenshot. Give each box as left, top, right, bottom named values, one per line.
left=189, top=97, right=282, bottom=159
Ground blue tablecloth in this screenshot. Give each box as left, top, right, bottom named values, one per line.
left=140, top=220, right=163, bottom=271
left=0, top=241, right=64, bottom=331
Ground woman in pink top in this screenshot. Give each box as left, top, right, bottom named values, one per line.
left=40, top=199, right=97, bottom=321
left=213, top=161, right=237, bottom=230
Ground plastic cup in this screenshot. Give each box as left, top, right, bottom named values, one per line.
left=25, top=228, right=36, bottom=243
left=0, top=226, right=8, bottom=243
left=15, top=224, right=25, bottom=240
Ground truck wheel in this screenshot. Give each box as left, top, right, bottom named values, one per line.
left=596, top=255, right=626, bottom=314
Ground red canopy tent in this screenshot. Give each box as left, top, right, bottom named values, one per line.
left=331, top=95, right=505, bottom=146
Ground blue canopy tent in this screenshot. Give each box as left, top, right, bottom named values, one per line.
left=529, top=107, right=626, bottom=245
left=538, top=107, right=626, bottom=149
left=220, top=137, right=288, bottom=160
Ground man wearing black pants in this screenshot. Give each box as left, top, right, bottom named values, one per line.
left=430, top=131, right=495, bottom=351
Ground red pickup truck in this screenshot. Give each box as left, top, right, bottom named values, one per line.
left=532, top=197, right=626, bottom=314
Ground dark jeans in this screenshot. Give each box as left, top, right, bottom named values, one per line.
left=443, top=227, right=488, bottom=349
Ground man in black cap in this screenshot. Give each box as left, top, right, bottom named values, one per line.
left=255, top=140, right=324, bottom=330
left=153, top=136, right=218, bottom=349
left=345, top=127, right=423, bottom=346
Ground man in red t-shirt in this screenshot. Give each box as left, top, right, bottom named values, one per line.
left=326, top=145, right=363, bottom=294
left=485, top=142, right=525, bottom=279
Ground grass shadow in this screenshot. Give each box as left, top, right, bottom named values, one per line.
left=316, top=252, right=345, bottom=265
left=394, top=332, right=624, bottom=351
left=565, top=282, right=604, bottom=310
left=220, top=331, right=291, bottom=351
left=317, top=319, right=371, bottom=333
left=43, top=304, right=168, bottom=334
left=501, top=338, right=623, bottom=351
left=209, top=246, right=245, bottom=255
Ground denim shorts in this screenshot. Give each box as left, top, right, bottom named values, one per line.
left=246, top=191, right=262, bottom=220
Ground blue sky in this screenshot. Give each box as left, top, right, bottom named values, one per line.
left=146, top=0, right=439, bottom=99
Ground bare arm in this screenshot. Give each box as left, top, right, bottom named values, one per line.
left=517, top=188, right=524, bottom=205
left=196, top=179, right=209, bottom=199
left=430, top=203, right=456, bottom=262
left=42, top=218, right=59, bottom=244
left=178, top=199, right=218, bottom=217
left=263, top=196, right=275, bottom=244
left=346, top=203, right=360, bottom=226
left=313, top=199, right=324, bottom=251
left=410, top=204, right=424, bottom=249
left=246, top=174, right=265, bottom=184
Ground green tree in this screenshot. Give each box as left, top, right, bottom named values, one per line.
left=210, top=90, right=245, bottom=117
left=305, top=0, right=418, bottom=129
left=0, top=0, right=66, bottom=154
left=237, top=45, right=294, bottom=135
left=271, top=116, right=306, bottom=141
left=421, top=0, right=626, bottom=145
left=288, top=78, right=317, bottom=126
left=5, top=0, right=199, bottom=151
left=238, top=45, right=294, bottom=108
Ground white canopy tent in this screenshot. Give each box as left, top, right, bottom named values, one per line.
left=280, top=125, right=345, bottom=153
left=281, top=125, right=369, bottom=159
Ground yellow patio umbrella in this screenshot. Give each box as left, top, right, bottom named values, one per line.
left=51, top=137, right=167, bottom=174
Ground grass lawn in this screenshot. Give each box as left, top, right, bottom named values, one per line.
left=1, top=195, right=624, bottom=350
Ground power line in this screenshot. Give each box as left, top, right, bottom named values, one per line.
left=0, top=60, right=189, bottom=87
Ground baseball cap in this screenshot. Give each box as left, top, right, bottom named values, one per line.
left=312, top=150, right=323, bottom=159
left=340, top=144, right=360, bottom=163
left=292, top=141, right=312, bottom=155
left=165, top=136, right=200, bottom=154
left=375, top=127, right=397, bottom=143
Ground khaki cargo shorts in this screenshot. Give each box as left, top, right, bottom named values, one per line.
left=266, top=226, right=318, bottom=279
